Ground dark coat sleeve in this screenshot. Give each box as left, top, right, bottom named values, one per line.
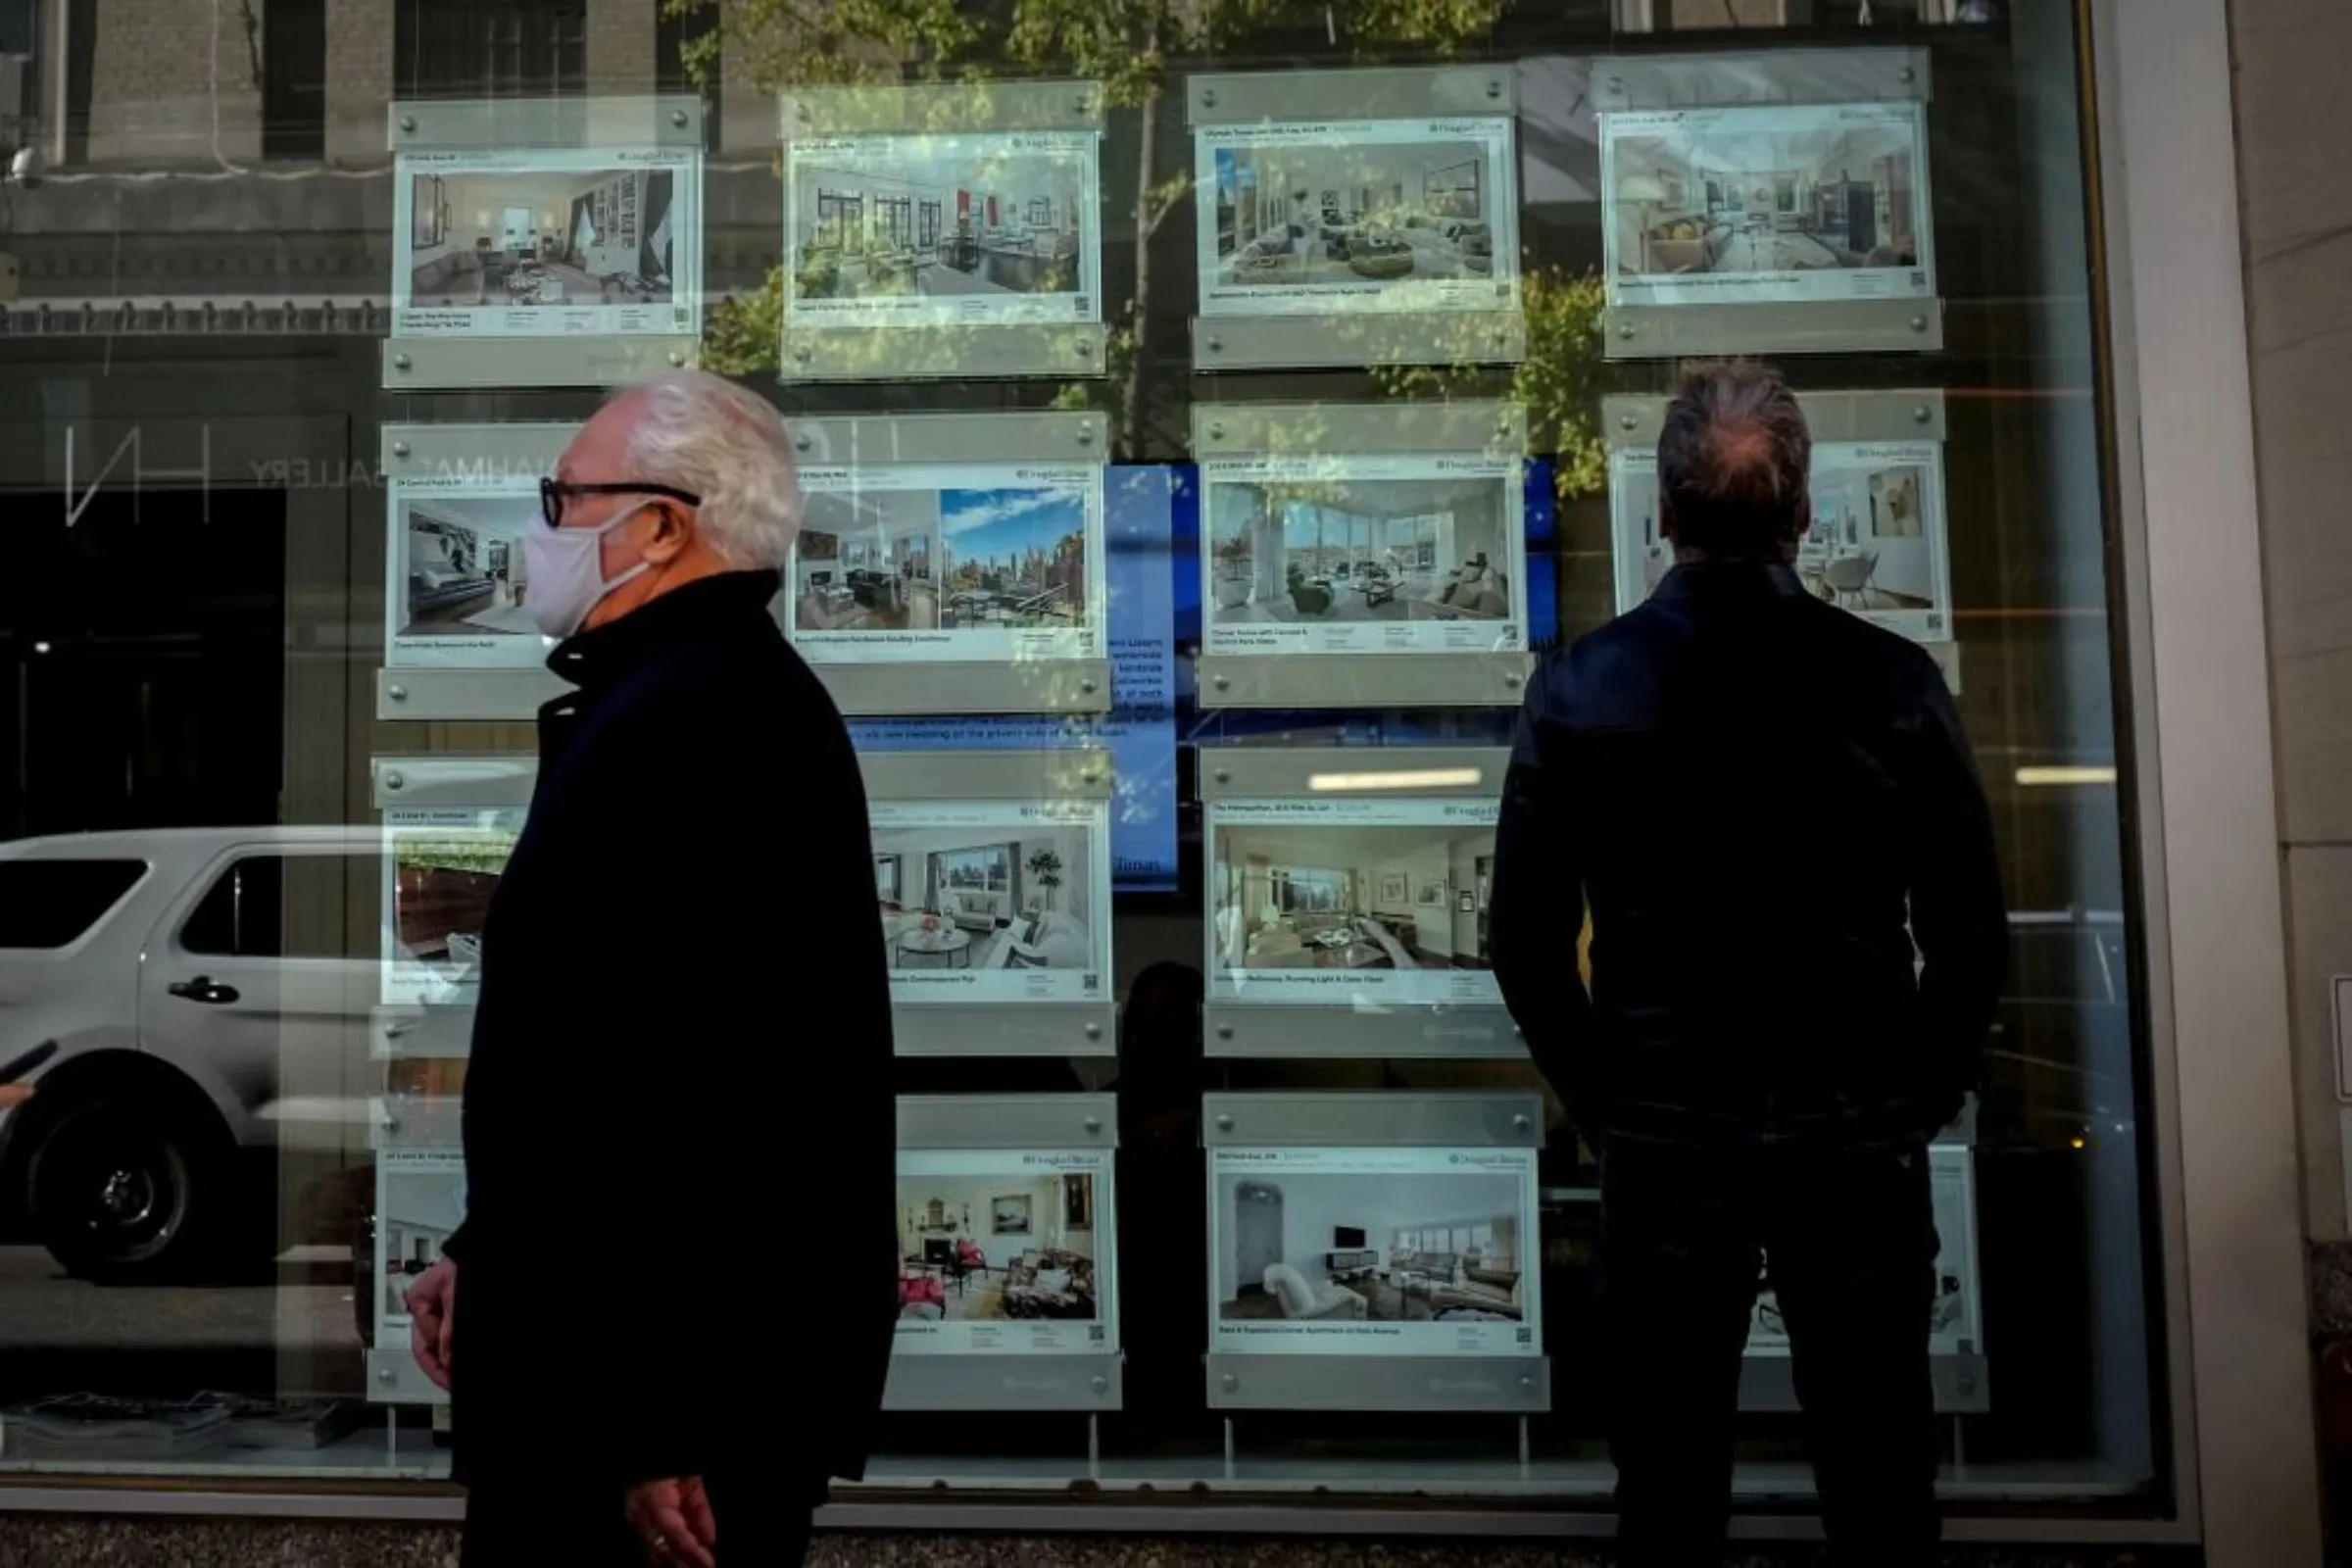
left=1490, top=659, right=1599, bottom=1126
left=1901, top=655, right=2010, bottom=1128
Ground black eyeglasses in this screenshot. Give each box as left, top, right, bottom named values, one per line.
left=539, top=478, right=703, bottom=529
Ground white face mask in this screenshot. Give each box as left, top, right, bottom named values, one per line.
left=521, top=502, right=655, bottom=641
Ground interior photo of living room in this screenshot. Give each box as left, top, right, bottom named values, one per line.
left=379, top=1167, right=465, bottom=1322
left=1610, top=121, right=1922, bottom=278
left=897, top=1171, right=1102, bottom=1326
left=395, top=498, right=536, bottom=645
left=1211, top=823, right=1496, bottom=974
left=1207, top=476, right=1512, bottom=627
left=1210, top=138, right=1496, bottom=288
left=875, top=827, right=1095, bottom=972
left=405, top=169, right=676, bottom=308
left=1213, top=1169, right=1528, bottom=1326
left=793, top=490, right=941, bottom=632
left=790, top=151, right=1086, bottom=302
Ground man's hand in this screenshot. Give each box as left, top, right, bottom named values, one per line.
left=624, top=1477, right=716, bottom=1568
left=0, top=1086, right=32, bottom=1111
left=404, top=1257, right=456, bottom=1391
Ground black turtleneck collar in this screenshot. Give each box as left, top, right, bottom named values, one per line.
left=546, top=568, right=782, bottom=689
left=1653, top=559, right=1805, bottom=604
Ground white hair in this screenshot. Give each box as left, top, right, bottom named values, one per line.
left=618, top=369, right=803, bottom=570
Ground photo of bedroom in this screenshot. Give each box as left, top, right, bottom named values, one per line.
left=1609, top=113, right=1923, bottom=281
left=394, top=497, right=537, bottom=643
left=790, top=145, right=1088, bottom=304
left=1206, top=475, right=1512, bottom=627
left=795, top=484, right=1088, bottom=635
left=378, top=1163, right=465, bottom=1323
left=874, top=827, right=1095, bottom=973
left=388, top=826, right=515, bottom=999
left=1209, top=137, right=1497, bottom=289
left=1213, top=1168, right=1529, bottom=1326
left=897, top=1170, right=1102, bottom=1326
left=404, top=167, right=676, bottom=309
left=1210, top=822, right=1496, bottom=975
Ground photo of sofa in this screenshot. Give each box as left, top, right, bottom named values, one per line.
left=873, top=828, right=1095, bottom=973
left=1207, top=474, right=1513, bottom=628
left=396, top=498, right=537, bottom=643
left=1215, top=1170, right=1528, bottom=1326
left=1210, top=140, right=1497, bottom=289
left=898, top=1172, right=1102, bottom=1325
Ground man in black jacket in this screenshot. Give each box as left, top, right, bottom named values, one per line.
left=1491, top=363, right=2007, bottom=1566
left=403, top=370, right=898, bottom=1566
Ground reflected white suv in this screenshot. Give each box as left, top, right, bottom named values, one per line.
left=0, top=827, right=385, bottom=1282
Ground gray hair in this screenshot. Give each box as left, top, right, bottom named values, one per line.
left=1655, top=360, right=1812, bottom=558
left=620, top=369, right=803, bottom=570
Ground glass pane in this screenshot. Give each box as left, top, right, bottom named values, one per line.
left=0, top=0, right=2163, bottom=1533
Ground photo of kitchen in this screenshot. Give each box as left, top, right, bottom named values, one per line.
left=403, top=167, right=677, bottom=309
left=789, top=143, right=1089, bottom=303
left=1213, top=1167, right=1528, bottom=1326
left=1210, top=821, right=1496, bottom=976
left=1206, top=474, right=1512, bottom=626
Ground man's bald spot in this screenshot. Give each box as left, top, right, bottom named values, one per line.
left=1655, top=361, right=1813, bottom=557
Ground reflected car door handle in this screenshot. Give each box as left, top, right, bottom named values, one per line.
left=166, top=976, right=241, bottom=1005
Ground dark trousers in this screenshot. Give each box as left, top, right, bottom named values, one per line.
left=1596, top=1130, right=1942, bottom=1568
left=460, top=1471, right=817, bottom=1567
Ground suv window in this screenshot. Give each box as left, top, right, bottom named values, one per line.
left=180, top=854, right=378, bottom=960
left=0, top=859, right=150, bottom=949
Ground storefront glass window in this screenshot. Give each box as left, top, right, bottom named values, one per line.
left=0, top=0, right=2160, bottom=1527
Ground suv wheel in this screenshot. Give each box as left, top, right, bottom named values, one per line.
left=25, top=1098, right=224, bottom=1283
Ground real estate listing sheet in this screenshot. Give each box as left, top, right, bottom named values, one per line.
left=395, top=148, right=701, bottom=338
left=1610, top=441, right=1952, bottom=643
left=1209, top=1146, right=1541, bottom=1357
left=1207, top=796, right=1503, bottom=1007
left=896, top=1148, right=1117, bottom=1356
left=1200, top=452, right=1526, bottom=658
left=1600, top=102, right=1935, bottom=309
left=1744, top=1143, right=1981, bottom=1358
left=785, top=131, right=1102, bottom=329
left=384, top=463, right=555, bottom=669
left=375, top=1150, right=466, bottom=1333
left=382, top=808, right=519, bottom=1005
left=790, top=462, right=1105, bottom=665
left=873, top=798, right=1111, bottom=1005
left=1196, top=118, right=1521, bottom=318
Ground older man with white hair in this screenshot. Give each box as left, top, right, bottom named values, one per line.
left=402, top=370, right=898, bottom=1567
